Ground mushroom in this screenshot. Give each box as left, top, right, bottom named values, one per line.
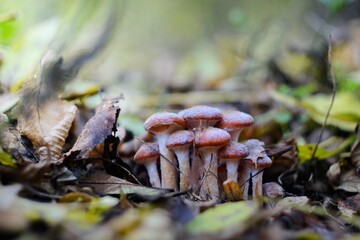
left=144, top=112, right=185, bottom=190
left=195, top=127, right=231, bottom=199
left=218, top=142, right=248, bottom=201
left=166, top=130, right=194, bottom=191
left=134, top=142, right=161, bottom=188
left=178, top=105, right=223, bottom=189
left=216, top=110, right=254, bottom=142
left=242, top=139, right=272, bottom=200
left=179, top=105, right=223, bottom=129
left=218, top=142, right=248, bottom=181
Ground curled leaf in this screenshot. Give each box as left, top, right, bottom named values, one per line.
left=66, top=95, right=123, bottom=159
left=300, top=92, right=360, bottom=132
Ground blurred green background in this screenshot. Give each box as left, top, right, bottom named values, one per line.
left=1, top=0, right=359, bottom=137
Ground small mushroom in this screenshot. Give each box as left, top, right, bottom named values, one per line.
left=166, top=130, right=194, bottom=191
left=243, top=139, right=272, bottom=200
left=218, top=142, right=248, bottom=201
left=134, top=142, right=161, bottom=188
left=195, top=127, right=231, bottom=199
left=144, top=112, right=185, bottom=190
left=218, top=142, right=248, bottom=181
left=216, top=110, right=254, bottom=142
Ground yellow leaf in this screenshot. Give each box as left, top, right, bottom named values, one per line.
left=0, top=151, right=16, bottom=167
left=300, top=92, right=360, bottom=131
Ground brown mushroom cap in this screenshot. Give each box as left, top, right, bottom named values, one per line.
left=144, top=112, right=185, bottom=134
left=218, top=142, right=248, bottom=162
left=179, top=105, right=223, bottom=128
left=133, top=142, right=159, bottom=164
left=216, top=111, right=254, bottom=131
left=195, top=127, right=231, bottom=149
left=166, top=130, right=194, bottom=149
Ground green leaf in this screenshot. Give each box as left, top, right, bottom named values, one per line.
left=186, top=201, right=257, bottom=236
left=0, top=151, right=16, bottom=167
left=319, top=0, right=353, bottom=12
left=299, top=92, right=360, bottom=131
left=297, top=137, right=352, bottom=164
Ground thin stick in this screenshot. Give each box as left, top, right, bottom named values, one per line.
left=310, top=35, right=336, bottom=161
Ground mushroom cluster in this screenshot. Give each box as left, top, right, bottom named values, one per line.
left=133, top=105, right=272, bottom=201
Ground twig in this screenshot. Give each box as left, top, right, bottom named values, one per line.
left=310, top=35, right=336, bottom=161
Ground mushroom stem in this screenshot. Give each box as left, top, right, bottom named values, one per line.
left=229, top=129, right=242, bottom=142
left=144, top=162, right=161, bottom=188
left=251, top=168, right=264, bottom=200
left=239, top=165, right=251, bottom=200
left=157, top=134, right=177, bottom=190
left=201, top=150, right=219, bottom=198
left=190, top=152, right=202, bottom=190
left=173, top=150, right=191, bottom=191
left=226, top=161, right=239, bottom=181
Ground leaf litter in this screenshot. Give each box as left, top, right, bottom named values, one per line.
left=1, top=1, right=360, bottom=240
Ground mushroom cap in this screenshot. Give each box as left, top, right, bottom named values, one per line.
left=144, top=112, right=185, bottom=134
left=195, top=127, right=231, bottom=149
left=216, top=110, right=254, bottom=131
left=243, top=155, right=272, bottom=168
left=133, top=142, right=159, bottom=164
left=166, top=130, right=194, bottom=150
left=179, top=105, right=223, bottom=128
left=218, top=142, right=249, bottom=161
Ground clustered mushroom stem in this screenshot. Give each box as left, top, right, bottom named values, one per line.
left=251, top=168, right=264, bottom=199
left=239, top=166, right=251, bottom=200
left=226, top=161, right=239, bottom=181
left=145, top=162, right=161, bottom=188
left=174, top=151, right=191, bottom=191
left=190, top=152, right=201, bottom=189
left=201, top=151, right=219, bottom=198
left=157, top=134, right=177, bottom=190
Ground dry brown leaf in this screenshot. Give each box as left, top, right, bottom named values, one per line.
left=65, top=95, right=123, bottom=159
left=336, top=169, right=360, bottom=193
left=338, top=194, right=360, bottom=217
left=17, top=100, right=77, bottom=163
left=78, top=170, right=168, bottom=196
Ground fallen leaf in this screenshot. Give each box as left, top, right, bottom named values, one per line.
left=351, top=123, right=360, bottom=168
left=336, top=169, right=360, bottom=193
left=299, top=92, right=360, bottom=132
left=297, top=137, right=352, bottom=164
left=17, top=100, right=77, bottom=163
left=276, top=196, right=310, bottom=209
left=272, top=91, right=360, bottom=131
left=59, top=192, right=94, bottom=203
left=0, top=151, right=17, bottom=167
left=186, top=201, right=257, bottom=238
left=105, top=208, right=175, bottom=240
left=66, top=95, right=123, bottom=159
left=78, top=171, right=169, bottom=196
left=338, top=194, right=360, bottom=216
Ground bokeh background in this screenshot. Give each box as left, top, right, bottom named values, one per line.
left=1, top=0, right=360, bottom=139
